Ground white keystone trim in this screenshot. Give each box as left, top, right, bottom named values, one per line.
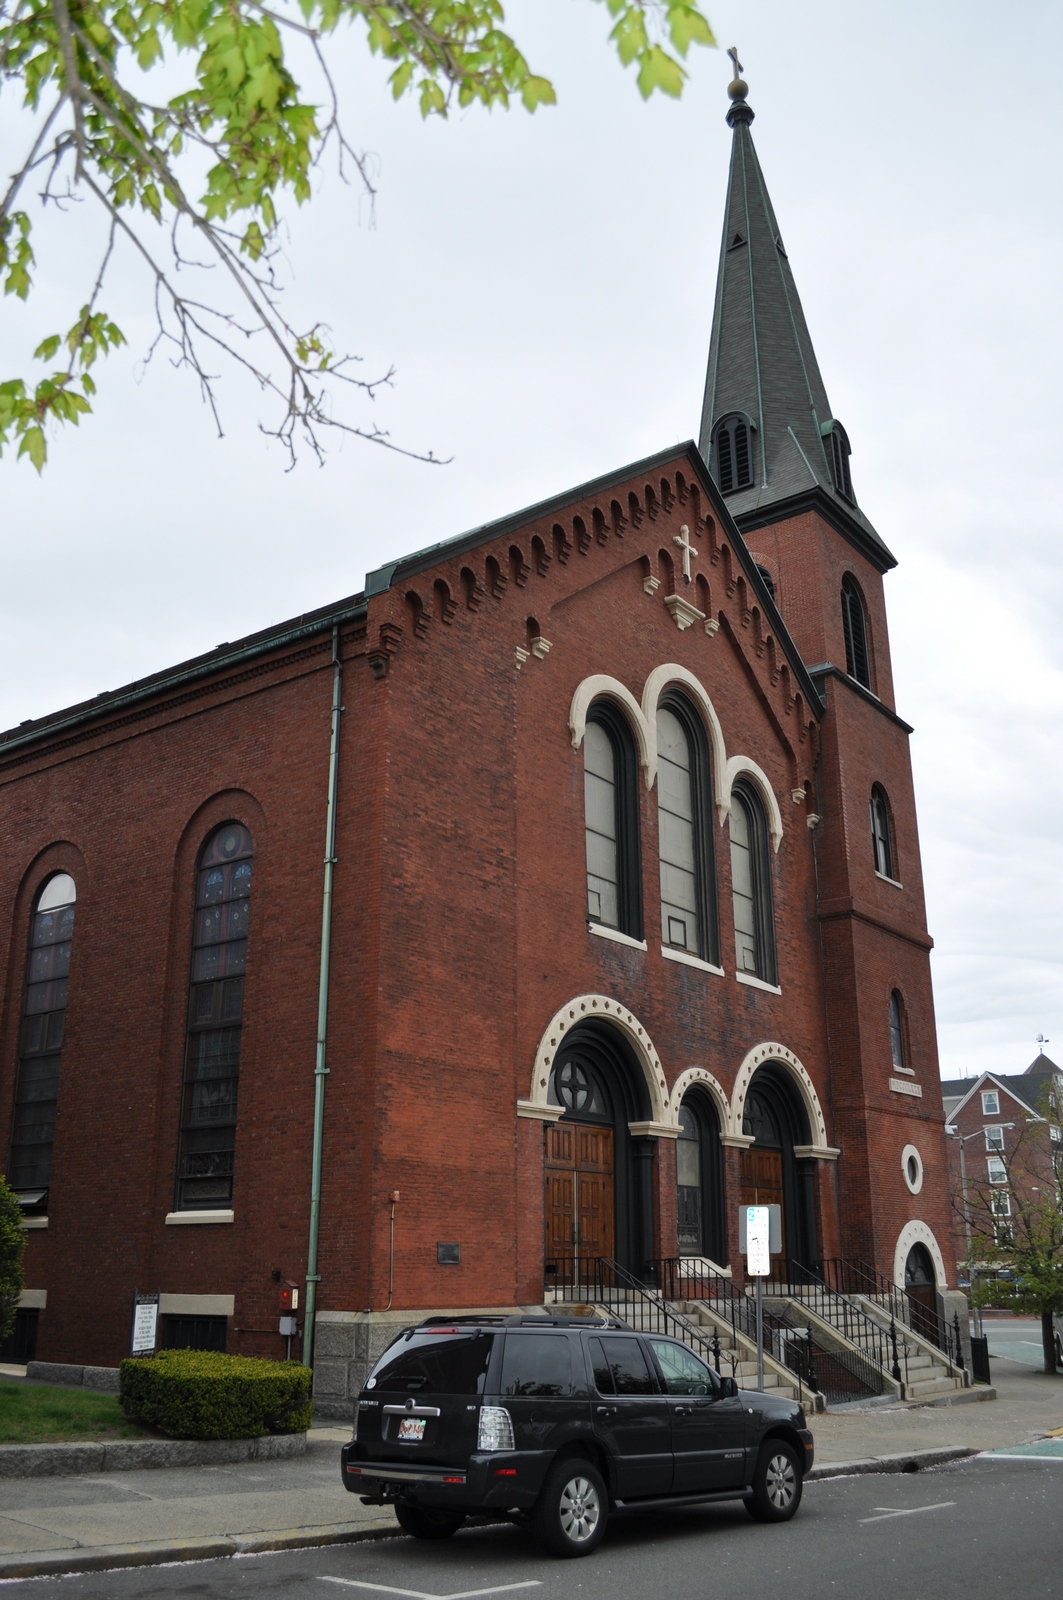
left=568, top=675, right=653, bottom=788
left=527, top=994, right=671, bottom=1128
left=893, top=1220, right=948, bottom=1291
left=724, top=755, right=784, bottom=852
left=729, top=1042, right=829, bottom=1151
left=669, top=1066, right=732, bottom=1138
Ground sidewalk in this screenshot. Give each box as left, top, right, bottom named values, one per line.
left=2, top=1357, right=1061, bottom=1580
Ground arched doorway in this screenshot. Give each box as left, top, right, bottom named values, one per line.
left=676, top=1090, right=726, bottom=1264
left=740, top=1064, right=817, bottom=1279
left=545, top=1023, right=654, bottom=1281
left=904, top=1243, right=938, bottom=1321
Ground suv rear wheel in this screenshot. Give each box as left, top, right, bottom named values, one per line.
left=532, top=1459, right=608, bottom=1557
left=745, top=1440, right=802, bottom=1523
left=394, top=1503, right=466, bottom=1540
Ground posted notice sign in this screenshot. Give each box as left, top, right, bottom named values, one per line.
left=745, top=1205, right=771, bottom=1278
left=131, top=1292, right=160, bottom=1357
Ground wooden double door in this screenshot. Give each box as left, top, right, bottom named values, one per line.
left=545, top=1120, right=615, bottom=1268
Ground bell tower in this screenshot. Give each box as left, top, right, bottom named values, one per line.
left=701, top=62, right=956, bottom=1287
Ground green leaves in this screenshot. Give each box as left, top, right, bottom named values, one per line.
left=0, top=0, right=714, bottom=466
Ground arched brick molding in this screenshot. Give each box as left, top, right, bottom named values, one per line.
left=668, top=1066, right=733, bottom=1139
left=519, top=994, right=672, bottom=1130
left=641, top=664, right=727, bottom=809
left=729, top=1042, right=837, bottom=1157
left=568, top=676, right=652, bottom=788
left=722, top=755, right=784, bottom=852
left=893, top=1220, right=948, bottom=1291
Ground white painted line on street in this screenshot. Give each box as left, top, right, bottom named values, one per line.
left=985, top=1453, right=1063, bottom=1463
left=859, top=1502, right=956, bottom=1524
left=320, top=1579, right=542, bottom=1600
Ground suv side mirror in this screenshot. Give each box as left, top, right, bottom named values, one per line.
left=719, top=1376, right=739, bottom=1399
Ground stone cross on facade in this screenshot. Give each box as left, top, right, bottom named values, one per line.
left=673, top=525, right=699, bottom=584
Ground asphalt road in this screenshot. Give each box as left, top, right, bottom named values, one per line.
left=5, top=1456, right=1061, bottom=1600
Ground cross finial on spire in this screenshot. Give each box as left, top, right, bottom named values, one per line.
left=727, top=46, right=743, bottom=78
left=725, top=46, right=751, bottom=122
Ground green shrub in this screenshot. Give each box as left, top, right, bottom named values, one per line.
left=120, top=1350, right=313, bottom=1439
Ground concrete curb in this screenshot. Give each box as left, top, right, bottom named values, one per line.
left=0, top=1430, right=307, bottom=1477
left=0, top=1451, right=989, bottom=1580
left=807, top=1446, right=979, bottom=1479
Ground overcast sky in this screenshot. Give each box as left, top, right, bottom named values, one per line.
left=3, top=0, right=1061, bottom=1086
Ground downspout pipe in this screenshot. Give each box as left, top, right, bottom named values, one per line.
left=304, top=624, right=343, bottom=1373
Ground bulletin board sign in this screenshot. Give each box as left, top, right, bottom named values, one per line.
left=131, top=1291, right=160, bottom=1357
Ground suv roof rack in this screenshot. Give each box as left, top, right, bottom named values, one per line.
left=414, top=1312, right=631, bottom=1332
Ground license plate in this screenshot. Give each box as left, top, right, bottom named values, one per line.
left=397, top=1417, right=426, bottom=1442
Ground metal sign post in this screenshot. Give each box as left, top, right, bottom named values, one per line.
left=739, top=1204, right=780, bottom=1393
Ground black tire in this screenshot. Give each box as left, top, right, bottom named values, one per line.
left=531, top=1458, right=608, bottom=1558
left=394, top=1502, right=466, bottom=1540
left=744, top=1440, right=803, bottom=1523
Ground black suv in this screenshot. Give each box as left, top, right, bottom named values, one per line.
left=341, top=1314, right=814, bottom=1557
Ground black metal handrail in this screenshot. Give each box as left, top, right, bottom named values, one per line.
left=653, top=1257, right=882, bottom=1407
left=762, top=1259, right=912, bottom=1397
left=816, top=1258, right=968, bottom=1379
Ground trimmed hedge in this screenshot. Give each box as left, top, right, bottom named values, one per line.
left=119, top=1350, right=313, bottom=1439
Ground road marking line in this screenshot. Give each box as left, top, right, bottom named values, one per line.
left=986, top=1453, right=1063, bottom=1463
left=320, top=1579, right=542, bottom=1600
left=859, top=1502, right=956, bottom=1524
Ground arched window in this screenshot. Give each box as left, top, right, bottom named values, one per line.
left=729, top=783, right=776, bottom=984
left=824, top=420, right=854, bottom=502
left=676, top=1093, right=726, bottom=1263
left=841, top=574, right=871, bottom=688
left=889, top=991, right=906, bottom=1073
left=584, top=704, right=642, bottom=941
left=712, top=414, right=754, bottom=495
left=755, top=564, right=776, bottom=602
left=175, top=824, right=253, bottom=1211
left=656, top=699, right=718, bottom=965
left=870, top=785, right=894, bottom=878
left=8, top=873, right=76, bottom=1208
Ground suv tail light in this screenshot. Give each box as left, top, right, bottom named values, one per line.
left=477, top=1406, right=514, bottom=1452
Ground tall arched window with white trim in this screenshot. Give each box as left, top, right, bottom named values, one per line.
left=8, top=873, right=77, bottom=1210
left=583, top=704, right=642, bottom=941
left=870, top=785, right=894, bottom=878
left=656, top=697, right=718, bottom=965
left=729, top=783, right=776, bottom=984
left=889, top=991, right=907, bottom=1073
left=175, top=823, right=253, bottom=1211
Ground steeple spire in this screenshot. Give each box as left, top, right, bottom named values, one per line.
left=699, top=62, right=895, bottom=570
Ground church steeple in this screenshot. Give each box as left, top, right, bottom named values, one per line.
left=699, top=60, right=895, bottom=571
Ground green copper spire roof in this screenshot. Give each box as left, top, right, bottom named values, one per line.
left=699, top=62, right=895, bottom=571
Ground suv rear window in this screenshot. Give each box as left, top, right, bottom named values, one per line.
left=500, top=1333, right=575, bottom=1397
left=590, top=1335, right=656, bottom=1395
left=366, top=1331, right=496, bottom=1395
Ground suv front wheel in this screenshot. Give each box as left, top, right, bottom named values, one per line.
left=745, top=1440, right=803, bottom=1523
left=394, top=1504, right=466, bottom=1540
left=532, top=1459, right=608, bottom=1557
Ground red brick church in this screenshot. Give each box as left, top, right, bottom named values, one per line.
left=1, top=72, right=957, bottom=1400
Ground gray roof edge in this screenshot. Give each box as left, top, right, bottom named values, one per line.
left=0, top=594, right=367, bottom=760
left=733, top=486, right=897, bottom=573
left=806, top=663, right=914, bottom=734
left=365, top=440, right=826, bottom=720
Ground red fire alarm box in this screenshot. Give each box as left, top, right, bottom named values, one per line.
left=279, top=1284, right=299, bottom=1313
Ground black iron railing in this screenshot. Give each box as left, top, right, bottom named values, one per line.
left=762, top=1259, right=913, bottom=1396
left=653, top=1256, right=882, bottom=1408
left=815, top=1259, right=968, bottom=1380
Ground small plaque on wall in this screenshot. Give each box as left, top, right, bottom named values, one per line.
left=437, top=1242, right=460, bottom=1265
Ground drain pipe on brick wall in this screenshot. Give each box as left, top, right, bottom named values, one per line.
left=303, top=624, right=344, bottom=1374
